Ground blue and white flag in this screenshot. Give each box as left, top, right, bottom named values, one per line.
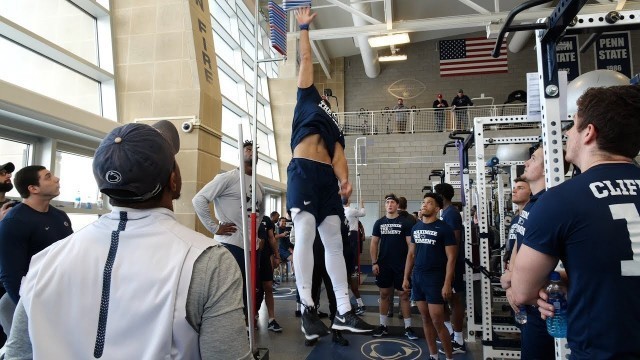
left=268, top=1, right=287, bottom=56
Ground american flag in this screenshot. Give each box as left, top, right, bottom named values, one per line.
left=268, top=1, right=287, bottom=56
left=439, top=37, right=508, bottom=77
left=283, top=0, right=312, bottom=11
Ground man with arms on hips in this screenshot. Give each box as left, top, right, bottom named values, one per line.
left=512, top=86, right=640, bottom=359
left=5, top=121, right=249, bottom=359
left=192, top=140, right=264, bottom=314
left=0, top=165, right=73, bottom=338
left=287, top=6, right=373, bottom=341
left=434, top=182, right=466, bottom=354
left=403, top=193, right=456, bottom=360
left=370, top=194, right=417, bottom=340
left=343, top=197, right=366, bottom=315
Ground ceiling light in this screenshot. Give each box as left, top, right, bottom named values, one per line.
left=368, top=33, right=410, bottom=48
left=379, top=54, right=407, bottom=62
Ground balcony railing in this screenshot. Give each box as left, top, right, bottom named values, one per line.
left=338, top=104, right=531, bottom=135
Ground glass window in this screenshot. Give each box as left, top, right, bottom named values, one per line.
left=0, top=37, right=101, bottom=115
left=0, top=0, right=99, bottom=65
left=243, top=62, right=254, bottom=86
left=213, top=32, right=235, bottom=66
left=257, top=159, right=272, bottom=179
left=257, top=129, right=269, bottom=156
left=54, top=151, right=99, bottom=204
left=210, top=0, right=232, bottom=30
left=240, top=33, right=255, bottom=57
left=220, top=141, right=239, bottom=166
left=218, top=70, right=240, bottom=105
left=221, top=106, right=243, bottom=139
left=0, top=138, right=31, bottom=198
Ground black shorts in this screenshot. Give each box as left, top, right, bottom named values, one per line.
left=259, top=248, right=274, bottom=282
left=411, top=273, right=445, bottom=304
left=375, top=265, right=404, bottom=291
left=286, top=158, right=342, bottom=224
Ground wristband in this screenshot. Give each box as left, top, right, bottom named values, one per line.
left=299, top=23, right=309, bottom=31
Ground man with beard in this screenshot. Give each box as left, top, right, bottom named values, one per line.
left=193, top=140, right=265, bottom=315
left=0, top=162, right=16, bottom=221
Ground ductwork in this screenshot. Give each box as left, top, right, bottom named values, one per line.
left=350, top=0, right=380, bottom=78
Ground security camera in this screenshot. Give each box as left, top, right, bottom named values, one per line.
left=181, top=121, right=194, bottom=133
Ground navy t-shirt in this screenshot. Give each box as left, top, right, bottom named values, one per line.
left=372, top=216, right=413, bottom=270
left=440, top=205, right=464, bottom=276
left=523, top=163, right=640, bottom=359
left=0, top=203, right=73, bottom=303
left=291, top=84, right=345, bottom=159
left=506, top=214, right=521, bottom=253
left=411, top=219, right=456, bottom=283
left=515, top=190, right=545, bottom=252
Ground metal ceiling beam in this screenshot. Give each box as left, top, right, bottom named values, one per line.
left=459, top=0, right=491, bottom=14
left=384, top=0, right=393, bottom=30
left=324, top=0, right=382, bottom=25
left=291, top=3, right=636, bottom=41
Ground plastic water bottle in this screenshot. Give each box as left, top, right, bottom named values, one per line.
left=546, top=271, right=568, bottom=338
left=514, top=305, right=527, bottom=324
left=74, top=191, right=81, bottom=208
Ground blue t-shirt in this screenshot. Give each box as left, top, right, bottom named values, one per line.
left=506, top=214, right=520, bottom=253
left=372, top=216, right=413, bottom=270
left=440, top=205, right=464, bottom=276
left=291, top=85, right=345, bottom=159
left=411, top=219, right=456, bottom=281
left=515, top=190, right=545, bottom=252
left=523, top=163, right=640, bottom=359
left=0, top=203, right=73, bottom=303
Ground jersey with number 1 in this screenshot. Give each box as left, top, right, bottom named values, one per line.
left=523, top=163, right=640, bottom=359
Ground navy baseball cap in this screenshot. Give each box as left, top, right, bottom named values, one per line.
left=0, top=162, right=15, bottom=173
left=93, top=120, right=180, bottom=202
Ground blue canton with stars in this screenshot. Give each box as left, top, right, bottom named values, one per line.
left=440, top=39, right=466, bottom=60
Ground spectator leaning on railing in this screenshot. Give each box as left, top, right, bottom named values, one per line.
left=451, top=89, right=473, bottom=130
left=433, top=94, right=449, bottom=132
left=392, top=98, right=408, bottom=134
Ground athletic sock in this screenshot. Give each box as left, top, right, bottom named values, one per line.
left=356, top=298, right=364, bottom=306
left=444, top=321, right=453, bottom=334
left=269, top=318, right=275, bottom=323
left=403, top=318, right=411, bottom=328
left=296, top=303, right=301, bottom=311
left=454, top=331, right=464, bottom=344
left=380, top=314, right=388, bottom=326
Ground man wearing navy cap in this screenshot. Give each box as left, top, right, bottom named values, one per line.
left=5, top=121, right=250, bottom=359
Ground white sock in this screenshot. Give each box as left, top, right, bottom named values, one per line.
left=380, top=314, right=388, bottom=326
left=404, top=318, right=412, bottom=328
left=444, top=321, right=453, bottom=334
left=296, top=303, right=301, bottom=311
left=356, top=298, right=364, bottom=306
left=269, top=318, right=274, bottom=323
left=430, top=354, right=438, bottom=360
left=454, top=331, right=464, bottom=344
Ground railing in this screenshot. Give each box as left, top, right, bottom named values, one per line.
left=338, top=104, right=531, bottom=135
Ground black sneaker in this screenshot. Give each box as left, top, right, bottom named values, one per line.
left=404, top=327, right=418, bottom=340
left=355, top=305, right=366, bottom=315
left=439, top=340, right=466, bottom=354
left=301, top=306, right=330, bottom=340
left=332, top=330, right=349, bottom=346
left=332, top=311, right=375, bottom=333
left=372, top=325, right=388, bottom=337
left=268, top=319, right=282, bottom=333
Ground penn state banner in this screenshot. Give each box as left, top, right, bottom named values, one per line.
left=595, top=31, right=633, bottom=78
left=556, top=35, right=580, bottom=81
